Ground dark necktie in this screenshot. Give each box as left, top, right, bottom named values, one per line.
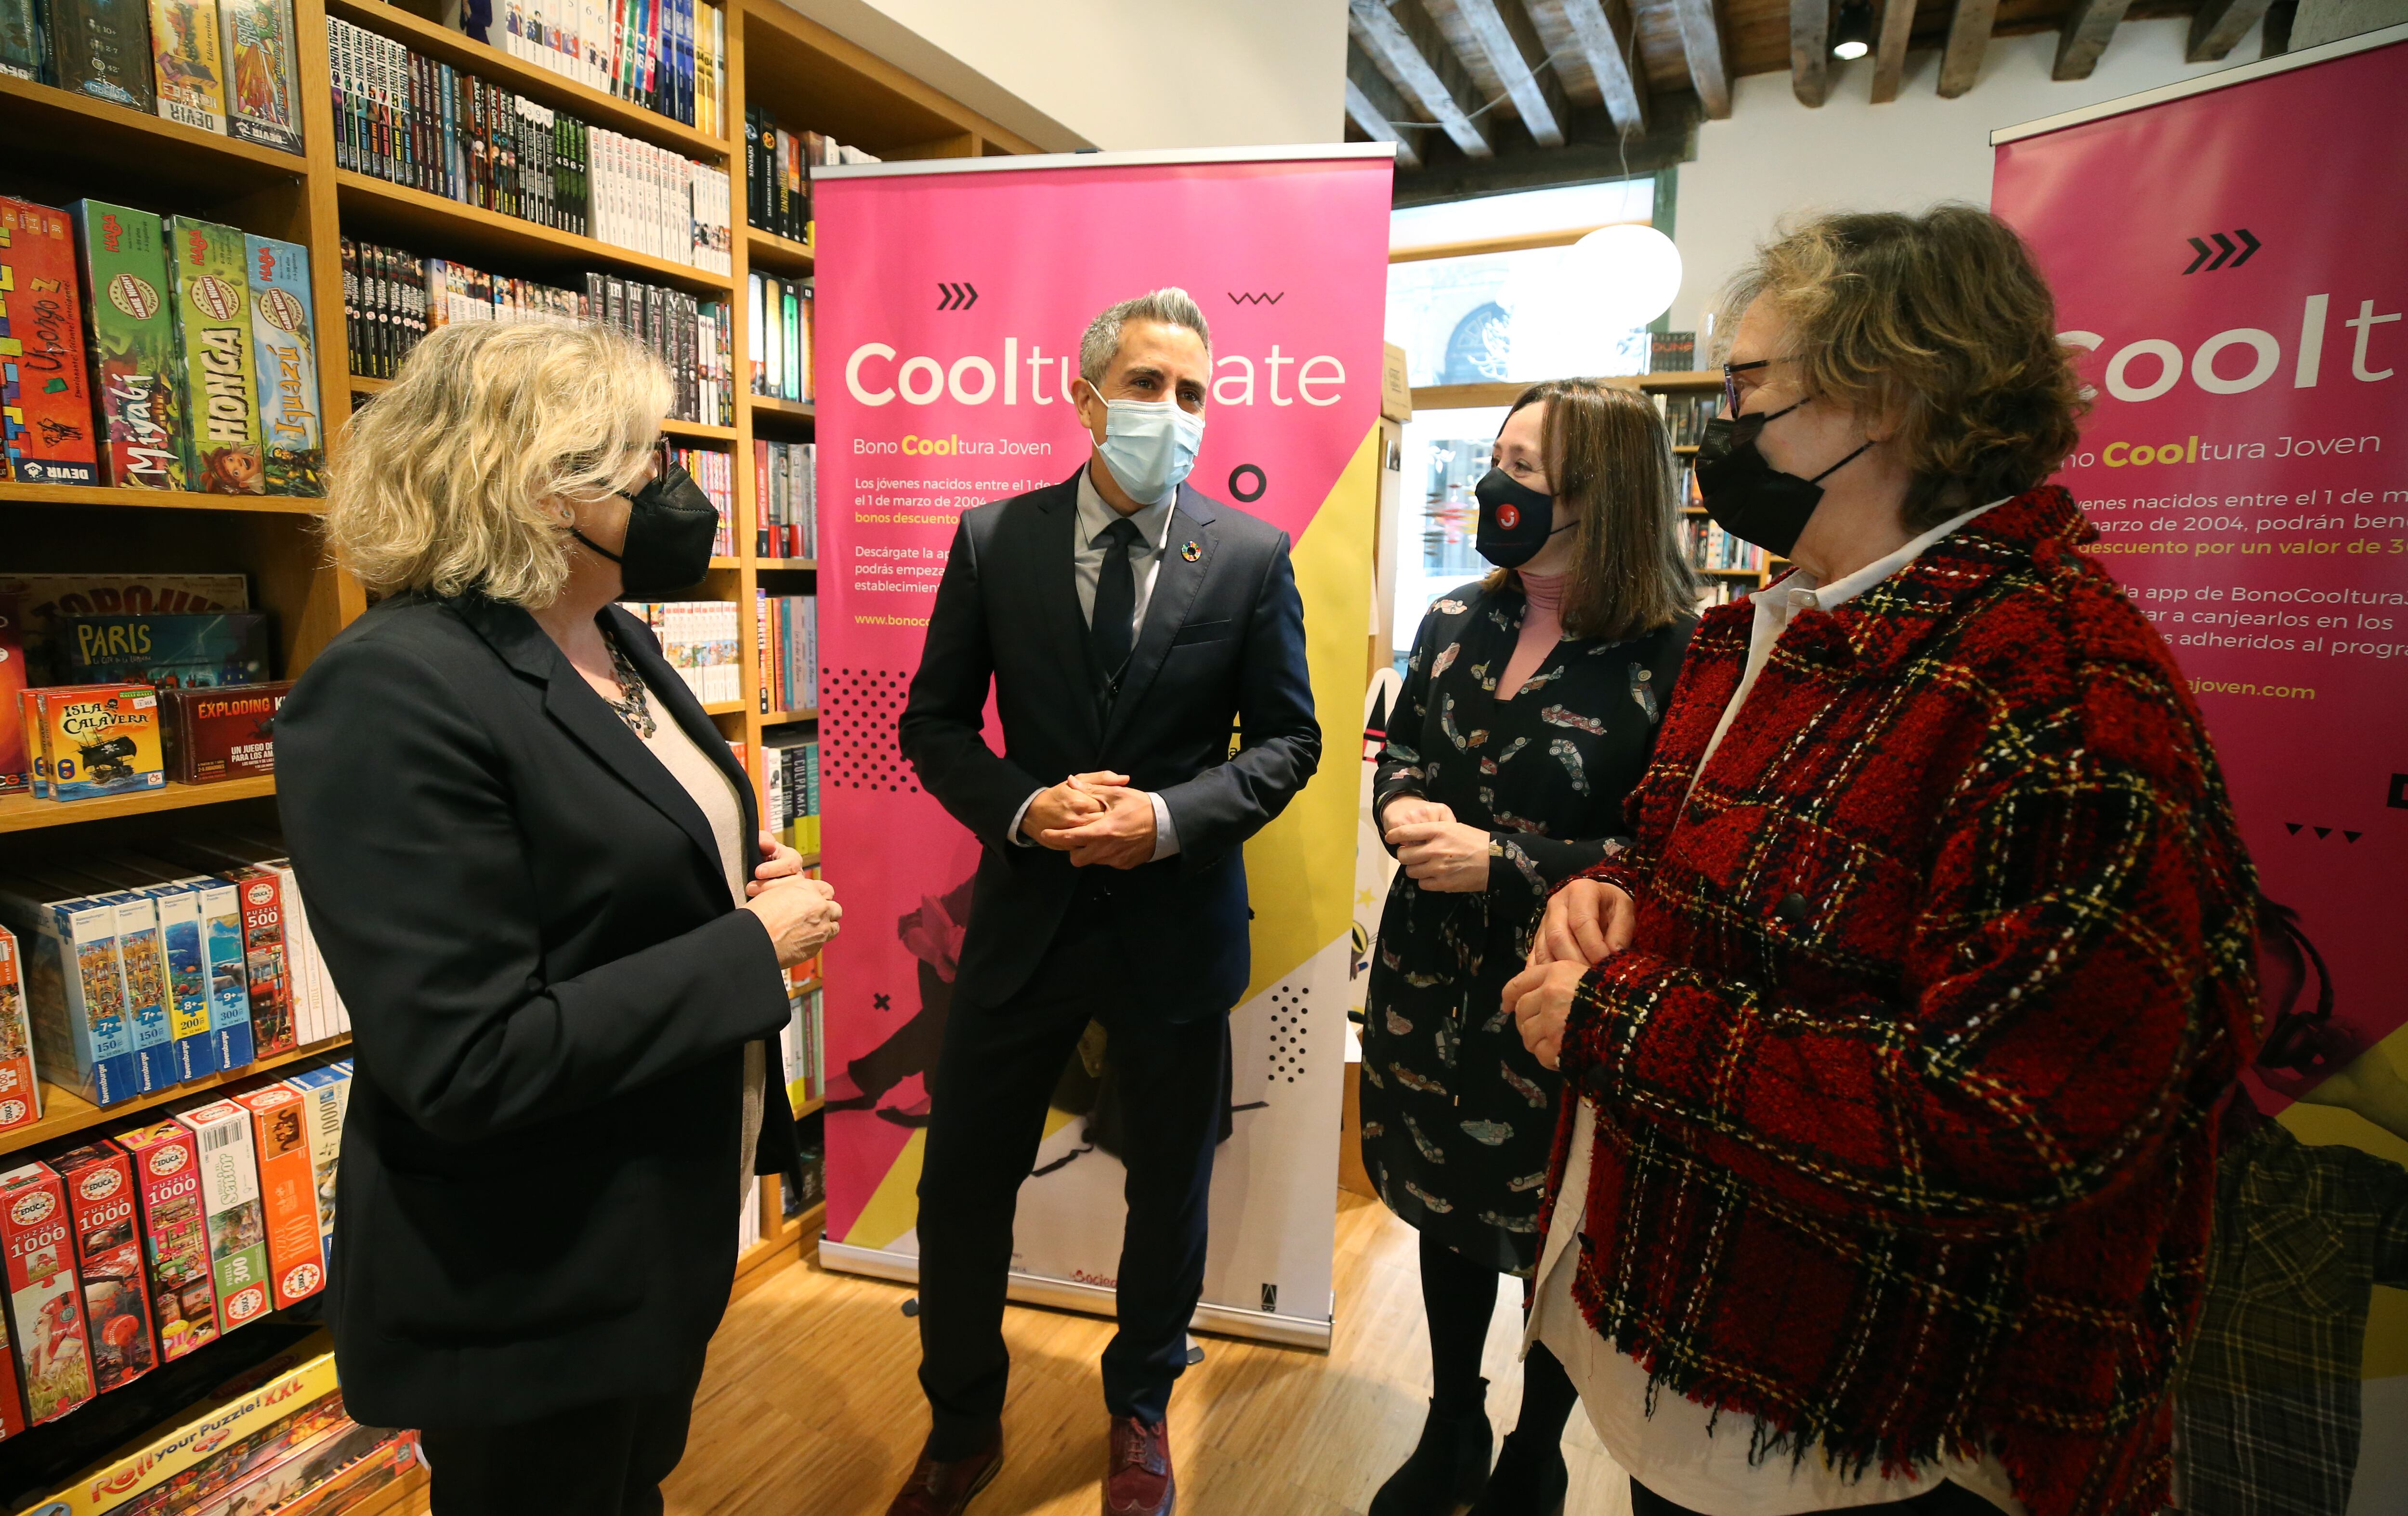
left=1090, top=515, right=1142, bottom=691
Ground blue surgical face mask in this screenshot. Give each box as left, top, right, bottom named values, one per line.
left=1090, top=393, right=1204, bottom=503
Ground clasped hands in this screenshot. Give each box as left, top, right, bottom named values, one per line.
left=1380, top=797, right=1491, bottom=894
left=1502, top=877, right=1636, bottom=1072
left=1024, top=771, right=1157, bottom=869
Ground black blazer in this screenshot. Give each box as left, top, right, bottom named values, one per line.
left=273, top=592, right=795, bottom=1429
left=898, top=467, right=1322, bottom=1021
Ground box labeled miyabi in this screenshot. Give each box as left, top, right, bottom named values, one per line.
left=0, top=925, right=39, bottom=1133
left=0, top=1161, right=98, bottom=1425
left=176, top=1100, right=271, bottom=1331
left=160, top=680, right=290, bottom=784
left=51, top=1140, right=157, bottom=1394
left=117, top=1119, right=219, bottom=1360
left=229, top=1085, right=323, bottom=1310
left=70, top=200, right=186, bottom=490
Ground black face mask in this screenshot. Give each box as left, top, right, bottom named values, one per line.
left=574, top=460, right=720, bottom=598
left=1693, top=400, right=1872, bottom=559
left=1474, top=468, right=1571, bottom=569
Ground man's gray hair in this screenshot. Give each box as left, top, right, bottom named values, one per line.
left=1079, top=288, right=1212, bottom=386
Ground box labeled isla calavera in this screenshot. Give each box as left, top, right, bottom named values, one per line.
left=29, top=684, right=164, bottom=802
left=161, top=681, right=289, bottom=784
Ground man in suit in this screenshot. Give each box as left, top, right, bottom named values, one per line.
left=889, top=288, right=1321, bottom=1516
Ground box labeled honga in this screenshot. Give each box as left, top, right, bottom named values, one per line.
left=71, top=200, right=187, bottom=491
left=163, top=217, right=262, bottom=494
left=117, top=1119, right=220, bottom=1361
left=229, top=1085, right=323, bottom=1310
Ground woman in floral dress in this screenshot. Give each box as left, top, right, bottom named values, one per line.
left=1363, top=379, right=1697, bottom=1516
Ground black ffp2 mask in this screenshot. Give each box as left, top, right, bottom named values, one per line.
left=1474, top=469, right=1570, bottom=569
left=575, top=461, right=720, bottom=598
left=1693, top=401, right=1871, bottom=560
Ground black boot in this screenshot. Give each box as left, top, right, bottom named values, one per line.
left=1369, top=1386, right=1493, bottom=1516
left=1463, top=1427, right=1567, bottom=1516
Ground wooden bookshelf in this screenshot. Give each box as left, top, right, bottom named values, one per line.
left=0, top=775, right=279, bottom=835
left=0, top=0, right=1033, bottom=1466
left=0, top=1034, right=350, bottom=1157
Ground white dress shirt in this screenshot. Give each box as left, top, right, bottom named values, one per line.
left=1006, top=463, right=1181, bottom=858
left=1530, top=500, right=2023, bottom=1516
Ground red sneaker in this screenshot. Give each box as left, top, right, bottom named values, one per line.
left=1103, top=1414, right=1175, bottom=1516
left=886, top=1429, right=1003, bottom=1516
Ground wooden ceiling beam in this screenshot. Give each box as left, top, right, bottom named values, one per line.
left=1869, top=0, right=1915, bottom=101
left=1349, top=0, right=1495, bottom=158
left=2052, top=0, right=2134, bottom=78
left=1345, top=36, right=1424, bottom=169
left=1557, top=0, right=1650, bottom=134
left=1791, top=0, right=1829, bottom=106
left=2188, top=0, right=2275, bottom=59
left=1937, top=0, right=2001, bottom=97
left=1669, top=0, right=1733, bottom=119
left=1447, top=0, right=1571, bottom=147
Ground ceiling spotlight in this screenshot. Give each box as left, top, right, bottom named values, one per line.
left=1832, top=0, right=1874, bottom=59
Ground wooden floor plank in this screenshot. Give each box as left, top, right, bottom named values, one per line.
left=382, top=1190, right=1639, bottom=1513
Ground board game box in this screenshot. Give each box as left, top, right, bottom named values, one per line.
left=0, top=595, right=25, bottom=793
left=0, top=1305, right=23, bottom=1438
left=0, top=574, right=249, bottom=683
left=0, top=925, right=37, bottom=1134
left=220, top=0, right=300, bottom=152
left=107, top=1383, right=350, bottom=1516
left=148, top=0, right=228, bottom=134
left=0, top=197, right=101, bottom=487
left=48, top=0, right=156, bottom=107
left=57, top=610, right=273, bottom=689
left=0, top=1161, right=98, bottom=1425
left=71, top=200, right=188, bottom=491
left=164, top=216, right=262, bottom=494
left=229, top=1085, right=323, bottom=1310
left=50, top=1140, right=158, bottom=1394
left=28, top=683, right=165, bottom=801
left=176, top=1100, right=271, bottom=1333
left=284, top=1059, right=348, bottom=1261
left=89, top=888, right=172, bottom=1093
left=160, top=680, right=288, bottom=784
left=244, top=234, right=321, bottom=494
left=0, top=0, right=40, bottom=81
left=116, top=1119, right=220, bottom=1361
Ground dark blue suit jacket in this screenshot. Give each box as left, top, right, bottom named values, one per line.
left=898, top=465, right=1322, bottom=1020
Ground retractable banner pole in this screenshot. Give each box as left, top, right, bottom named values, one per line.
left=811, top=145, right=1394, bottom=1347
left=1994, top=27, right=2408, bottom=1507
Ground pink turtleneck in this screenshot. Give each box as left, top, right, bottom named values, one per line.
left=1498, top=571, right=1564, bottom=700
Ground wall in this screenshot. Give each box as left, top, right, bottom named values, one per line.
left=773, top=0, right=1348, bottom=154
left=1666, top=19, right=2264, bottom=336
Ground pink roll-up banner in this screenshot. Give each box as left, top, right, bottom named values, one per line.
left=808, top=146, right=1393, bottom=1346
left=1994, top=26, right=2408, bottom=1509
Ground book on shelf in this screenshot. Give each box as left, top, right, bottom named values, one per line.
left=1653, top=389, right=1721, bottom=447
left=751, top=439, right=814, bottom=558
left=327, top=19, right=729, bottom=273
left=752, top=591, right=815, bottom=716
left=743, top=115, right=877, bottom=242
left=666, top=445, right=732, bottom=554
left=621, top=599, right=737, bottom=704
left=746, top=270, right=811, bottom=401
left=0, top=199, right=103, bottom=488
left=445, top=0, right=725, bottom=134
left=1649, top=330, right=1696, bottom=373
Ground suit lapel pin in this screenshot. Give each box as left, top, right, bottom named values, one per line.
left=1181, top=540, right=1201, bottom=562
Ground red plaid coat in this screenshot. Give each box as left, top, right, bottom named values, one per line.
left=1544, top=486, right=2257, bottom=1516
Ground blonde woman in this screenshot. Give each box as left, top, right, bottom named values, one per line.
left=275, top=320, right=841, bottom=1516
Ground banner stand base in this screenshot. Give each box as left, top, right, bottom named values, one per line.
left=818, top=1240, right=1335, bottom=1352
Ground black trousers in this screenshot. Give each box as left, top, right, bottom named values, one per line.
left=418, top=1372, right=702, bottom=1516
left=915, top=902, right=1228, bottom=1459
left=1630, top=1477, right=2003, bottom=1516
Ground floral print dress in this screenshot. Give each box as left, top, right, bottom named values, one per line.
left=1361, top=579, right=1693, bottom=1276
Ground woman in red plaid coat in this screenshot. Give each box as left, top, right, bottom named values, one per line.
left=1503, top=208, right=2257, bottom=1516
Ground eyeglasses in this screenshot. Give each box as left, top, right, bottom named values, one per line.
left=1721, top=357, right=1779, bottom=415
